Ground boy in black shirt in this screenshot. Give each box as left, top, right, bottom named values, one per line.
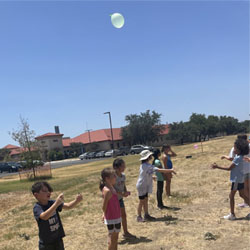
left=32, top=181, right=83, bottom=250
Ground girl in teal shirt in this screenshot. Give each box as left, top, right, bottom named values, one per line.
left=153, top=149, right=166, bottom=209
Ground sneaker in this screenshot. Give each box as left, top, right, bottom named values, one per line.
left=223, top=213, right=236, bottom=220
left=137, top=216, right=145, bottom=222
left=123, top=232, right=136, bottom=239
left=144, top=214, right=156, bottom=221
left=238, top=203, right=249, bottom=208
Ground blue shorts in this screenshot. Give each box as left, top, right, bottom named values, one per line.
left=231, top=182, right=244, bottom=191
left=119, top=198, right=125, bottom=208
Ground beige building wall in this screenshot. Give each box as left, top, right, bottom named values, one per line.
left=37, top=136, right=64, bottom=151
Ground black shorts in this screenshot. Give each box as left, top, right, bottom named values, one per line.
left=107, top=223, right=121, bottom=233
left=39, top=239, right=64, bottom=250
left=139, top=193, right=148, bottom=200
left=231, top=182, right=244, bottom=191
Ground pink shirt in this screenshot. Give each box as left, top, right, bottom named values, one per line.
left=103, top=187, right=121, bottom=225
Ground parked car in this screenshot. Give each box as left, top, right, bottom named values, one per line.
left=105, top=149, right=120, bottom=157
left=95, top=151, right=106, bottom=158
left=33, top=160, right=45, bottom=166
left=86, top=152, right=96, bottom=159
left=117, top=146, right=130, bottom=156
left=7, top=162, right=23, bottom=170
left=104, top=150, right=113, bottom=157
left=79, top=152, right=89, bottom=160
left=130, top=145, right=153, bottom=154
left=0, top=162, right=19, bottom=173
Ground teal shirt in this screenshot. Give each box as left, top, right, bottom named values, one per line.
left=154, top=159, right=164, bottom=181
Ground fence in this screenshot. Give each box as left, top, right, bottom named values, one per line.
left=18, top=163, right=52, bottom=180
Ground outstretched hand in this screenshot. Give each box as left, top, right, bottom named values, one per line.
left=171, top=169, right=177, bottom=175
left=211, top=163, right=217, bottom=169
left=76, top=193, right=83, bottom=203
left=55, top=193, right=64, bottom=206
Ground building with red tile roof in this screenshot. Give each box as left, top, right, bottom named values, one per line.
left=2, top=125, right=170, bottom=160
left=35, top=133, right=64, bottom=140
left=3, top=144, right=20, bottom=150
left=62, top=125, right=170, bottom=151
left=62, top=128, right=125, bottom=151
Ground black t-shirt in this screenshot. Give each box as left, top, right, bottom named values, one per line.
left=33, top=200, right=65, bottom=244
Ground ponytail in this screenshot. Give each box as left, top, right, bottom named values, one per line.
left=152, top=149, right=160, bottom=165
left=99, top=179, right=105, bottom=191
left=99, top=167, right=116, bottom=191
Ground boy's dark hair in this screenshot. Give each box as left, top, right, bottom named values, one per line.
left=161, top=144, right=170, bottom=152
left=234, top=139, right=249, bottom=156
left=31, top=181, right=53, bottom=194
left=237, top=134, right=247, bottom=140
left=99, top=167, right=115, bottom=191
left=152, top=149, right=161, bottom=165
left=113, top=158, right=125, bottom=170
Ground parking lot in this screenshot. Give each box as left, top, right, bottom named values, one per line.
left=0, top=157, right=104, bottom=178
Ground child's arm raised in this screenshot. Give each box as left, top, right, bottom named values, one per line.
left=211, top=162, right=235, bottom=171
left=63, top=194, right=83, bottom=210
left=169, top=147, right=177, bottom=157
left=39, top=193, right=64, bottom=221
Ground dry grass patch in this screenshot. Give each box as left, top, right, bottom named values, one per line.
left=1, top=136, right=250, bottom=250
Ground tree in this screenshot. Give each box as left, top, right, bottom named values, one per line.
left=206, top=115, right=219, bottom=138
left=0, top=148, right=10, bottom=162
left=189, top=113, right=207, bottom=141
left=167, top=121, right=191, bottom=144
left=237, top=120, right=250, bottom=133
left=121, top=110, right=165, bottom=145
left=219, top=116, right=239, bottom=135
left=10, top=116, right=40, bottom=178
left=69, top=142, right=84, bottom=157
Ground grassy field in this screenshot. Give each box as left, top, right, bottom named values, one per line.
left=0, top=135, right=250, bottom=250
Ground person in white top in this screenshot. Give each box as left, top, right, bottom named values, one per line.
left=221, top=134, right=250, bottom=209
left=136, top=150, right=176, bottom=222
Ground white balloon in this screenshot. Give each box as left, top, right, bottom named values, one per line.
left=110, top=13, right=125, bottom=29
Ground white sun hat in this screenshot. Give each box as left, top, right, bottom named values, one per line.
left=139, top=150, right=153, bottom=161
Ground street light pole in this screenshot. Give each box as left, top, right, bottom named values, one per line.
left=85, top=129, right=92, bottom=143
left=104, top=112, right=114, bottom=149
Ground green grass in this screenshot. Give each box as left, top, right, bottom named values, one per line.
left=0, top=154, right=140, bottom=194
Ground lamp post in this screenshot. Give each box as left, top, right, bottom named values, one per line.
left=104, top=112, right=114, bottom=149
left=85, top=129, right=92, bottom=143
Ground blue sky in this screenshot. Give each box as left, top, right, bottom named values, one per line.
left=0, top=1, right=249, bottom=148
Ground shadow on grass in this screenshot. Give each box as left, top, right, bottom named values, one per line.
left=164, top=206, right=181, bottom=211
left=235, top=217, right=250, bottom=221
left=119, top=236, right=152, bottom=245
left=144, top=215, right=178, bottom=223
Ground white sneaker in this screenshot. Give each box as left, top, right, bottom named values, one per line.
left=223, top=213, right=236, bottom=220
left=238, top=203, right=249, bottom=208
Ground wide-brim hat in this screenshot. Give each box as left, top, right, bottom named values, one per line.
left=140, top=150, right=153, bottom=161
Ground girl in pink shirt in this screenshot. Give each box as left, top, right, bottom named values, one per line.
left=100, top=168, right=121, bottom=250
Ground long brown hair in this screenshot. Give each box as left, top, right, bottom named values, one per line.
left=99, top=167, right=116, bottom=191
